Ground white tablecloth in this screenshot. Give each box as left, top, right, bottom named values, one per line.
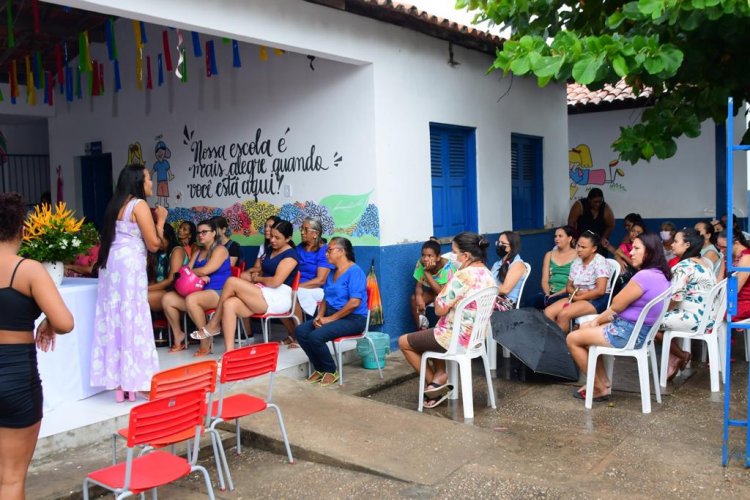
left=36, top=277, right=105, bottom=413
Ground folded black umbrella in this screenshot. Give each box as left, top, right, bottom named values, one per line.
left=490, top=307, right=579, bottom=381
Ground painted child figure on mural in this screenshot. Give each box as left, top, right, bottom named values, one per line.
left=152, top=138, right=174, bottom=207
left=568, top=144, right=625, bottom=200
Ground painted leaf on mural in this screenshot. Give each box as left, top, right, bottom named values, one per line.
left=319, top=192, right=372, bottom=228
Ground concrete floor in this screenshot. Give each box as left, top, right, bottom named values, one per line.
left=31, top=348, right=750, bottom=499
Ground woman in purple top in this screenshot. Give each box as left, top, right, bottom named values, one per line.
left=567, top=233, right=671, bottom=402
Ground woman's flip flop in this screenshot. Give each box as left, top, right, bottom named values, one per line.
left=424, top=382, right=453, bottom=399
left=424, top=393, right=450, bottom=409
left=189, top=327, right=221, bottom=340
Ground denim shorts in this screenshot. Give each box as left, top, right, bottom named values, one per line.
left=588, top=295, right=609, bottom=314
left=603, top=316, right=651, bottom=349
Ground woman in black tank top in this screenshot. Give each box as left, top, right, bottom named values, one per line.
left=0, top=192, right=73, bottom=499
left=568, top=188, right=616, bottom=255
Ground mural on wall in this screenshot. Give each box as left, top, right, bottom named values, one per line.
left=568, top=144, right=626, bottom=200
left=152, top=136, right=174, bottom=207
left=153, top=124, right=378, bottom=245
left=127, top=142, right=146, bottom=166
left=165, top=195, right=380, bottom=246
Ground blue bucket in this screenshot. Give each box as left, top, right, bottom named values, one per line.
left=356, top=332, right=390, bottom=370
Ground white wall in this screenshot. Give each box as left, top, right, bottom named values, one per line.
left=46, top=0, right=569, bottom=244
left=569, top=108, right=748, bottom=219
left=0, top=120, right=49, bottom=155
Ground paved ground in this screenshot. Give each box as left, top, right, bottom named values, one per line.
left=29, top=347, right=750, bottom=499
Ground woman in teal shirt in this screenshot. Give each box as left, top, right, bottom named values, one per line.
left=296, top=237, right=368, bottom=386
left=534, top=225, right=577, bottom=308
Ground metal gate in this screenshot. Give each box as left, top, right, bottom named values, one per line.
left=0, top=154, right=51, bottom=207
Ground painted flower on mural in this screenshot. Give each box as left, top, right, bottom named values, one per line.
left=193, top=206, right=223, bottom=222
left=278, top=203, right=303, bottom=228
left=242, top=201, right=279, bottom=230
left=223, top=202, right=253, bottom=236
left=166, top=207, right=200, bottom=225
left=19, top=203, right=98, bottom=263
left=352, top=203, right=380, bottom=239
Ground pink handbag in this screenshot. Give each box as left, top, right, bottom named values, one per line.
left=174, top=265, right=205, bottom=297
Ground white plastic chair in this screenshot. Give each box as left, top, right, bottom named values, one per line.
left=574, top=258, right=620, bottom=327
left=494, top=262, right=532, bottom=363
left=330, top=293, right=383, bottom=386
left=659, top=279, right=726, bottom=392
left=584, top=286, right=672, bottom=413
left=418, top=286, right=497, bottom=420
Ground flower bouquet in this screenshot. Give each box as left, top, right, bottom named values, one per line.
left=20, top=202, right=98, bottom=284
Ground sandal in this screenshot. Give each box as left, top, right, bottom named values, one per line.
left=168, top=343, right=187, bottom=353
left=424, top=393, right=449, bottom=409
left=193, top=347, right=213, bottom=357
left=319, top=372, right=339, bottom=387
left=307, top=371, right=323, bottom=383
left=190, top=327, right=222, bottom=341
left=424, top=382, right=452, bottom=399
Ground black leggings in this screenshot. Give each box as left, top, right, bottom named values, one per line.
left=0, top=343, right=43, bottom=428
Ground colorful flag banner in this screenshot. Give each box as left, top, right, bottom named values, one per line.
left=192, top=31, right=201, bottom=57
left=55, top=44, right=64, bottom=92
left=45, top=71, right=53, bottom=105
left=274, top=48, right=285, bottom=56
left=259, top=46, right=268, bottom=62
left=34, top=51, right=43, bottom=89
left=232, top=40, right=241, bottom=68
left=157, top=54, right=164, bottom=86
left=113, top=59, right=122, bottom=92
left=25, top=56, right=36, bottom=105
left=75, top=66, right=82, bottom=99
left=206, top=40, right=217, bottom=76
left=162, top=30, right=173, bottom=71
left=139, top=21, right=147, bottom=44
left=146, top=55, right=153, bottom=89
left=99, top=60, right=104, bottom=94
left=65, top=66, right=73, bottom=101
left=32, top=0, right=40, bottom=33
left=105, top=18, right=118, bottom=60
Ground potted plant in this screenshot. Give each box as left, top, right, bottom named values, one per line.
left=20, top=202, right=98, bottom=285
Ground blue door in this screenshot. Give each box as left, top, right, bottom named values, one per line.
left=430, top=124, right=477, bottom=238
left=80, top=153, right=113, bottom=231
left=511, top=134, right=543, bottom=230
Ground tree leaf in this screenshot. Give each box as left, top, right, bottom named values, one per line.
left=643, top=56, right=665, bottom=74
left=612, top=55, right=629, bottom=77
left=532, top=55, right=564, bottom=78
left=572, top=54, right=603, bottom=84
left=509, top=55, right=531, bottom=75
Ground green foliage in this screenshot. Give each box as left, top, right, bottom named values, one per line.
left=457, top=0, right=750, bottom=162
left=20, top=222, right=99, bottom=263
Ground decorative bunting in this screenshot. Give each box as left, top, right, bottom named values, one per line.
left=174, top=29, right=184, bottom=79
left=134, top=21, right=144, bottom=91
left=146, top=55, right=153, bottom=89
left=180, top=48, right=187, bottom=83
left=99, top=61, right=104, bottom=94
left=105, top=18, right=118, bottom=60
left=157, top=54, right=164, bottom=86
left=191, top=31, right=201, bottom=57
left=34, top=52, right=43, bottom=90
left=232, top=40, right=241, bottom=68
left=132, top=20, right=143, bottom=49
left=46, top=71, right=53, bottom=105
left=7, top=0, right=14, bottom=48
left=11, top=60, right=18, bottom=99
left=78, top=32, right=92, bottom=72
left=259, top=46, right=268, bottom=62
left=92, top=60, right=100, bottom=96
left=113, top=59, right=122, bottom=92
left=55, top=44, right=64, bottom=91
left=43, top=72, right=48, bottom=104
left=274, top=48, right=285, bottom=56
left=162, top=30, right=173, bottom=71
left=139, top=21, right=147, bottom=44
left=206, top=40, right=217, bottom=77
left=222, top=37, right=230, bottom=44
left=75, top=66, right=82, bottom=99
left=25, top=56, right=36, bottom=105
left=65, top=65, right=73, bottom=101
left=0, top=84, right=3, bottom=102
left=32, top=0, right=40, bottom=33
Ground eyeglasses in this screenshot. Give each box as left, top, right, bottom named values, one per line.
left=326, top=246, right=343, bottom=254
left=301, top=227, right=318, bottom=234
left=197, top=230, right=212, bottom=235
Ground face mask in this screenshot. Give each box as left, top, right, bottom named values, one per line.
left=496, top=244, right=508, bottom=258
left=660, top=231, right=671, bottom=242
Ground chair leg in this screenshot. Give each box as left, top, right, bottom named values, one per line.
left=481, top=353, right=496, bottom=409
left=236, top=419, right=242, bottom=454
left=262, top=319, right=270, bottom=343
left=207, top=429, right=227, bottom=491
left=706, top=336, right=721, bottom=392
left=367, top=338, right=384, bottom=380
left=458, top=359, right=474, bottom=420
left=584, top=349, right=598, bottom=409
left=268, top=404, right=294, bottom=463
left=745, top=330, right=750, bottom=363
left=718, top=324, right=727, bottom=384
left=191, top=464, right=217, bottom=500
left=447, top=360, right=459, bottom=400
left=486, top=336, right=496, bottom=369
left=82, top=478, right=91, bottom=500
left=636, top=352, right=652, bottom=414
left=418, top=354, right=430, bottom=412
left=649, top=345, right=661, bottom=404
left=659, top=331, right=673, bottom=389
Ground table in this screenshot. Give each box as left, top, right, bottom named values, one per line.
left=36, top=277, right=104, bottom=413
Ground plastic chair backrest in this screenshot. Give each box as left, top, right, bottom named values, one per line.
left=230, top=265, right=243, bottom=278
left=126, top=389, right=206, bottom=448
left=446, top=286, right=498, bottom=355
left=604, top=258, right=621, bottom=306
left=697, top=278, right=727, bottom=333
left=149, top=360, right=218, bottom=401
left=515, top=262, right=532, bottom=309
left=220, top=342, right=280, bottom=384
left=290, top=271, right=301, bottom=291
left=622, top=285, right=673, bottom=351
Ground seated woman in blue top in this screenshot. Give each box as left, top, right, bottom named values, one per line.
left=194, top=220, right=299, bottom=354
left=567, top=233, right=671, bottom=402
left=296, top=237, right=369, bottom=386
left=161, top=218, right=230, bottom=356
left=281, top=217, right=335, bottom=347
left=490, top=231, right=527, bottom=310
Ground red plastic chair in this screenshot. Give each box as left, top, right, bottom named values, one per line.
left=329, top=291, right=383, bottom=385
left=111, top=361, right=229, bottom=489
left=252, top=271, right=301, bottom=342
left=84, top=390, right=215, bottom=500
left=207, top=343, right=293, bottom=491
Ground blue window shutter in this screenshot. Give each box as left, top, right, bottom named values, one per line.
left=511, top=134, right=543, bottom=230
left=430, top=124, right=477, bottom=237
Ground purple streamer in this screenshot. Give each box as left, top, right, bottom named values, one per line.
left=65, top=66, right=73, bottom=102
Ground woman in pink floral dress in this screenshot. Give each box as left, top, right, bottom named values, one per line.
left=90, top=165, right=167, bottom=402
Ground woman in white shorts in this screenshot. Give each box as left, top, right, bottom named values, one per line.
left=192, top=220, right=298, bottom=353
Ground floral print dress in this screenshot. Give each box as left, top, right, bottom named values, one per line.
left=660, top=258, right=716, bottom=333
left=90, top=199, right=159, bottom=391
